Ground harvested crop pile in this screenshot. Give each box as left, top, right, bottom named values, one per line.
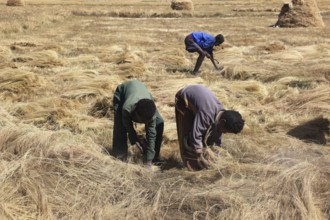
left=171, top=0, right=193, bottom=11
left=275, top=0, right=324, bottom=27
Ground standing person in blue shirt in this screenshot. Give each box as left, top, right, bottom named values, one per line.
left=175, top=85, right=244, bottom=171
left=185, top=32, right=225, bottom=75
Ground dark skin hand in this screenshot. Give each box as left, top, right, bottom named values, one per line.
left=131, top=110, right=155, bottom=163
left=209, top=53, right=221, bottom=70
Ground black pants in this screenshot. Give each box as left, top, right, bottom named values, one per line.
left=185, top=34, right=198, bottom=53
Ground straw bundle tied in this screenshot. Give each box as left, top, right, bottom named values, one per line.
left=6, top=0, right=25, bottom=6
left=60, top=78, right=117, bottom=100
left=171, top=0, right=193, bottom=11
left=268, top=86, right=330, bottom=114
left=0, top=68, right=53, bottom=102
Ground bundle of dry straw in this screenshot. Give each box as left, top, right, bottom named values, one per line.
left=6, top=0, right=25, bottom=6
left=275, top=0, right=324, bottom=27
left=171, top=0, right=193, bottom=11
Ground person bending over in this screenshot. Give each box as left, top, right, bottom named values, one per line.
left=175, top=84, right=244, bottom=171
left=112, top=80, right=164, bottom=168
left=185, top=32, right=224, bottom=75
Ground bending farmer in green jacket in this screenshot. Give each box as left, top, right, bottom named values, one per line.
left=112, top=80, right=164, bottom=167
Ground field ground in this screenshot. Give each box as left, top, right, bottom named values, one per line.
left=0, top=0, right=329, bottom=219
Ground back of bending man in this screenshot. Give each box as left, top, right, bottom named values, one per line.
left=185, top=32, right=224, bottom=75
left=175, top=85, right=244, bottom=171
left=112, top=80, right=164, bottom=167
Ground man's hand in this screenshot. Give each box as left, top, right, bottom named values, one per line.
left=195, top=148, right=210, bottom=169
left=195, top=148, right=203, bottom=155
left=198, top=153, right=210, bottom=169
left=210, top=146, right=221, bottom=157
left=217, top=66, right=226, bottom=76
left=134, top=141, right=145, bottom=154
left=215, top=65, right=224, bottom=71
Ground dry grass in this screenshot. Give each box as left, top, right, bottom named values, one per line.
left=0, top=0, right=329, bottom=219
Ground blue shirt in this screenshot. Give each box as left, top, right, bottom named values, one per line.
left=191, top=32, right=216, bottom=50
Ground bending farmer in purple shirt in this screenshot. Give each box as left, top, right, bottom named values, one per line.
left=112, top=80, right=164, bottom=168
left=185, top=32, right=224, bottom=75
left=175, top=85, right=244, bottom=171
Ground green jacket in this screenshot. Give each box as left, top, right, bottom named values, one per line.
left=114, top=80, right=157, bottom=161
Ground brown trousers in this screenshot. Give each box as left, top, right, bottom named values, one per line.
left=175, top=90, right=209, bottom=171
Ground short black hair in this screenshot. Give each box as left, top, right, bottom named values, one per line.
left=221, top=110, right=244, bottom=134
left=215, top=34, right=225, bottom=45
left=135, top=99, right=156, bottom=121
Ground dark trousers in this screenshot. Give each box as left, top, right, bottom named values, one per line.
left=185, top=34, right=197, bottom=53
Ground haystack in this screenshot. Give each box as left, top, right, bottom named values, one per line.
left=171, top=0, right=193, bottom=11
left=6, top=0, right=25, bottom=6
left=275, top=0, right=324, bottom=27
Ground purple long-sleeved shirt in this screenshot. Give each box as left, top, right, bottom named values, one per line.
left=180, top=85, right=225, bottom=150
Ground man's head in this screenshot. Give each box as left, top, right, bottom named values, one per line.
left=218, top=110, right=244, bottom=134
left=134, top=99, right=156, bottom=123
left=215, top=34, right=225, bottom=46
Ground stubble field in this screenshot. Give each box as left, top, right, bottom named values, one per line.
left=0, top=0, right=329, bottom=219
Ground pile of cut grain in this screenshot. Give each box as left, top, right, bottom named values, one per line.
left=171, top=0, right=193, bottom=11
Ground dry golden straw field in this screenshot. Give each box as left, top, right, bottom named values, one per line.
left=0, top=0, right=329, bottom=219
